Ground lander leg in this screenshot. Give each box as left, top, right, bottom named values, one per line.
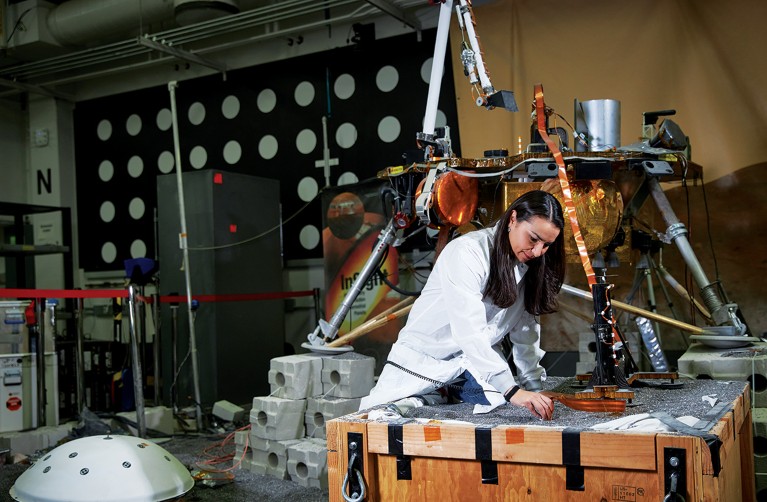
left=645, top=176, right=747, bottom=335
left=304, top=219, right=400, bottom=352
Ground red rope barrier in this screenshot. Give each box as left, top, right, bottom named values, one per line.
left=0, top=288, right=127, bottom=299
left=0, top=288, right=316, bottom=303
left=159, top=291, right=315, bottom=303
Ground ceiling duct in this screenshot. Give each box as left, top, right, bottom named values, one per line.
left=46, top=0, right=175, bottom=46
left=0, top=0, right=431, bottom=94
left=174, top=0, right=240, bottom=26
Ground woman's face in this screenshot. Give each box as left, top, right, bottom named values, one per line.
left=507, top=211, right=561, bottom=263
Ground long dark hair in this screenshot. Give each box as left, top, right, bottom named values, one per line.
left=483, top=190, right=566, bottom=315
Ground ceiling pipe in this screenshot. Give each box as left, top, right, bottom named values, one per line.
left=45, top=0, right=243, bottom=47
left=2, top=0, right=358, bottom=81
left=46, top=0, right=176, bottom=46
left=0, top=0, right=431, bottom=93
left=175, top=0, right=240, bottom=26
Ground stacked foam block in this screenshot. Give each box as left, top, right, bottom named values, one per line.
left=233, top=352, right=374, bottom=489
left=677, top=342, right=767, bottom=499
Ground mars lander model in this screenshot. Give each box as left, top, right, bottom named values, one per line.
left=303, top=0, right=752, bottom=410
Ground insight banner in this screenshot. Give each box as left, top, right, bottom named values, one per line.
left=321, top=180, right=402, bottom=349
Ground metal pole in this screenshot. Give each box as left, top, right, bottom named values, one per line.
left=168, top=80, right=204, bottom=430
left=562, top=284, right=708, bottom=335
left=640, top=259, right=663, bottom=345
left=127, top=284, right=147, bottom=438
left=75, top=297, right=86, bottom=415
left=420, top=0, right=453, bottom=139
left=139, top=285, right=147, bottom=384
left=34, top=299, right=46, bottom=427
left=152, top=292, right=161, bottom=406
left=170, top=301, right=179, bottom=413
left=312, top=287, right=321, bottom=327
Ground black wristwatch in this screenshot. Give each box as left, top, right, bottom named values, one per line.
left=504, top=385, right=521, bottom=402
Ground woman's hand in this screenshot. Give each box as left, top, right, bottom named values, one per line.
left=508, top=388, right=554, bottom=420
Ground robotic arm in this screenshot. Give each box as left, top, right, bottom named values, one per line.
left=454, top=1, right=518, bottom=112
left=417, top=0, right=518, bottom=160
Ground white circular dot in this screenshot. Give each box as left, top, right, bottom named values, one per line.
left=128, top=197, right=145, bottom=220
left=294, top=81, right=315, bottom=107
left=377, top=116, right=401, bottom=143
left=334, top=74, right=355, bottom=100
left=257, top=89, right=277, bottom=113
left=436, top=109, right=447, bottom=128
left=97, top=120, right=112, bottom=141
left=156, top=108, right=172, bottom=131
left=335, top=123, right=357, bottom=149
left=297, top=177, right=319, bottom=202
left=222, top=95, right=240, bottom=119
left=130, top=239, right=147, bottom=258
left=158, top=151, right=175, bottom=174
left=421, top=57, right=442, bottom=84
left=258, top=135, right=278, bottom=160
left=126, top=114, right=142, bottom=136
left=337, top=172, right=359, bottom=186
left=101, top=242, right=117, bottom=264
left=299, top=225, right=321, bottom=250
left=127, top=156, right=144, bottom=178
left=296, top=129, right=317, bottom=155
left=188, top=102, right=206, bottom=125
left=223, top=140, right=242, bottom=164
left=376, top=65, right=399, bottom=92
left=189, top=146, right=207, bottom=169
left=98, top=160, right=114, bottom=182
left=99, top=201, right=115, bottom=223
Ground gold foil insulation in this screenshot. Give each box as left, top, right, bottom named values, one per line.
left=478, top=179, right=624, bottom=262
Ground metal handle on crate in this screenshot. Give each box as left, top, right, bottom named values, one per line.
left=341, top=451, right=367, bottom=502
left=663, top=470, right=685, bottom=502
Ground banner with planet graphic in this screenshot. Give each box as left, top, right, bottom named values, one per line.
left=322, top=182, right=404, bottom=355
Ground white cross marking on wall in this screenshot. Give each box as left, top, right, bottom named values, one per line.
left=314, top=115, right=339, bottom=187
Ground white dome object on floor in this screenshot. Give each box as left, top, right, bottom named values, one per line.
left=9, top=435, right=194, bottom=502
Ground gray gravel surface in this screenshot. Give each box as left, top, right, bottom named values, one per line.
left=372, top=376, right=748, bottom=430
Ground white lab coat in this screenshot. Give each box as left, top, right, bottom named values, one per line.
left=359, top=224, right=546, bottom=414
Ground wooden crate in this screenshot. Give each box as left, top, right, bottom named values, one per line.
left=327, top=385, right=754, bottom=501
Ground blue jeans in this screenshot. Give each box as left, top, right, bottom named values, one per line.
left=447, top=371, right=490, bottom=405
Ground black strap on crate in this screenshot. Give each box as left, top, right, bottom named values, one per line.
left=475, top=427, right=498, bottom=484
left=387, top=422, right=412, bottom=480
left=562, top=428, right=585, bottom=491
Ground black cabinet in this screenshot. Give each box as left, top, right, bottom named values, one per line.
left=157, top=171, right=284, bottom=408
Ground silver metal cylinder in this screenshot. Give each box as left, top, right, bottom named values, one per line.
left=574, top=99, right=621, bottom=151
left=127, top=285, right=147, bottom=438
left=75, top=297, right=86, bottom=415
left=34, top=300, right=46, bottom=427
left=170, top=304, right=179, bottom=413
left=152, top=293, right=161, bottom=407
left=320, top=219, right=398, bottom=341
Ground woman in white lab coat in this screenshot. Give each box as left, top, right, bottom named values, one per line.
left=359, top=190, right=566, bottom=419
